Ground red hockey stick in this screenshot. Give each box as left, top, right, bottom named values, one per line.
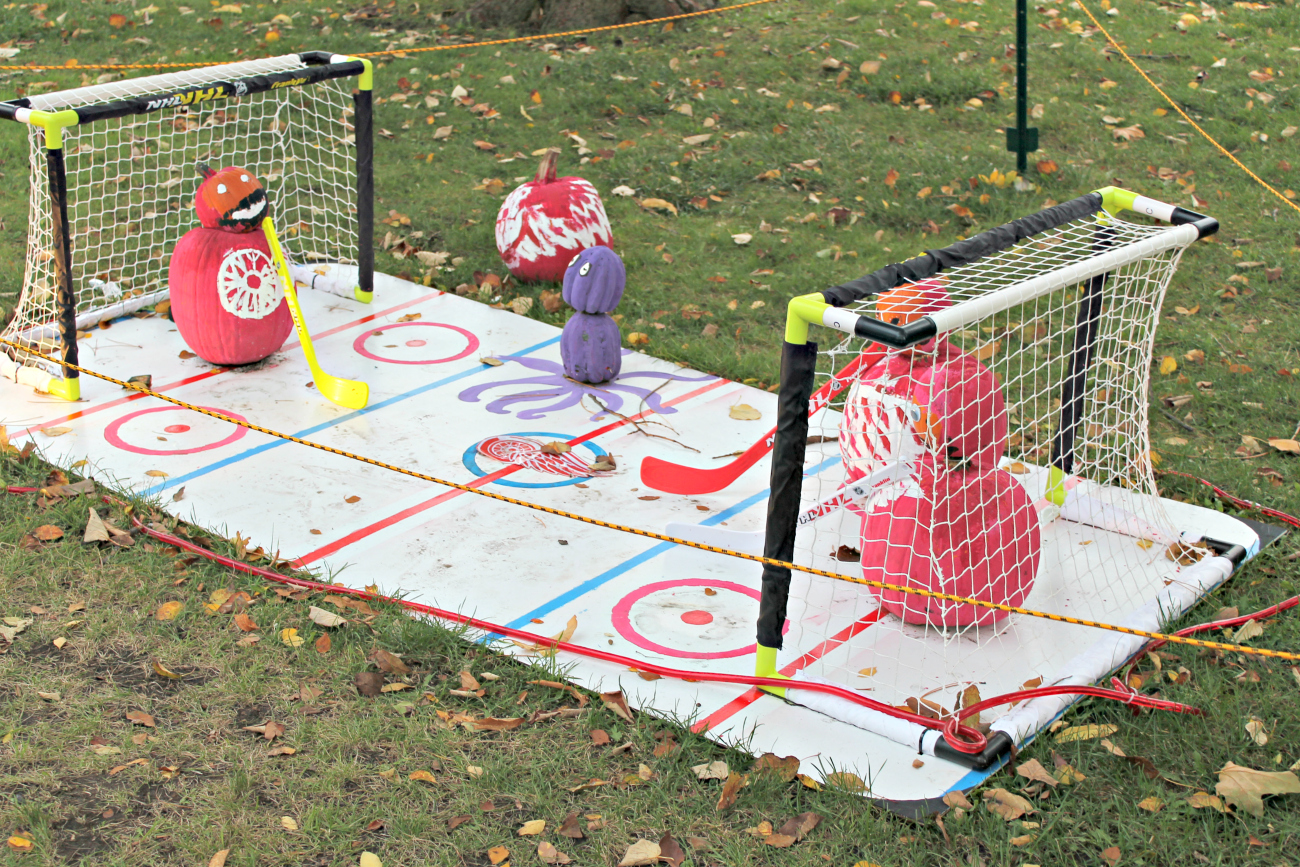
left=639, top=346, right=886, bottom=495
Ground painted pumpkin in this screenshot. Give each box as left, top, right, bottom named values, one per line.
left=857, top=466, right=1041, bottom=627
left=562, top=245, right=626, bottom=314
left=168, top=226, right=293, bottom=365
left=194, top=163, right=269, bottom=233
left=561, top=311, right=622, bottom=384
left=874, top=278, right=949, bottom=354
left=495, top=148, right=613, bottom=283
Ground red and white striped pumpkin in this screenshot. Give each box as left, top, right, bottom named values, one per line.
left=495, top=149, right=612, bottom=283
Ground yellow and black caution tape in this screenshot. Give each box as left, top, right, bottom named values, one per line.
left=1075, top=0, right=1300, bottom=218
left=0, top=0, right=782, bottom=72
left=3, top=335, right=1297, bottom=662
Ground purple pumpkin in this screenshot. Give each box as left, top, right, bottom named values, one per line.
left=561, top=311, right=622, bottom=383
left=562, top=246, right=626, bottom=314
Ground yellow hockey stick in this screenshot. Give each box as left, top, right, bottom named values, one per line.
left=262, top=216, right=369, bottom=410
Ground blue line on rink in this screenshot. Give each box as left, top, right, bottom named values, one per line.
left=502, top=455, right=843, bottom=631
left=139, top=335, right=562, bottom=497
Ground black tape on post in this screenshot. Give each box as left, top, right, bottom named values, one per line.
left=757, top=340, right=818, bottom=650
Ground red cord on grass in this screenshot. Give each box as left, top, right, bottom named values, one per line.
left=6, top=484, right=1210, bottom=757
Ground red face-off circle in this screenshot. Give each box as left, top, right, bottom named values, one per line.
left=352, top=321, right=480, bottom=365
left=611, top=579, right=785, bottom=660
left=104, top=405, right=248, bottom=456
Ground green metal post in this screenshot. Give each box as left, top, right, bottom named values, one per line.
left=1006, top=0, right=1038, bottom=170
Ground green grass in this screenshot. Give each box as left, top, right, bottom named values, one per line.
left=3, top=0, right=1300, bottom=864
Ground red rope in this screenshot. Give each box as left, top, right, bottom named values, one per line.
left=0, top=483, right=1252, bottom=757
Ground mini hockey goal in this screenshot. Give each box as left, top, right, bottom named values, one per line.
left=757, top=188, right=1239, bottom=768
left=0, top=51, right=374, bottom=399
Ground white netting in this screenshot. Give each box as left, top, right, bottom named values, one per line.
left=782, top=210, right=1205, bottom=735
left=3, top=55, right=360, bottom=374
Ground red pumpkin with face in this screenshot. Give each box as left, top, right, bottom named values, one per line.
left=168, top=163, right=291, bottom=365
left=194, top=164, right=269, bottom=232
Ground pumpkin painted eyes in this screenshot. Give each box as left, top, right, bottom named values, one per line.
left=579, top=262, right=592, bottom=276
left=216, top=184, right=227, bottom=194
left=568, top=254, right=580, bottom=267
left=240, top=174, right=249, bottom=182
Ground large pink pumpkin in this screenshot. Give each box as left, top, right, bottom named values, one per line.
left=168, top=226, right=293, bottom=365
left=858, top=466, right=1042, bottom=627
left=495, top=149, right=613, bottom=283
left=839, top=341, right=1008, bottom=481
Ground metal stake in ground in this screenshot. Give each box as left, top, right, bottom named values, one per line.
left=1006, top=0, right=1039, bottom=171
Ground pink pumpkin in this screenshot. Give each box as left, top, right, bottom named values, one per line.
left=858, top=466, right=1041, bottom=627
left=839, top=340, right=1007, bottom=481
left=168, top=226, right=293, bottom=365
left=495, top=149, right=613, bottom=283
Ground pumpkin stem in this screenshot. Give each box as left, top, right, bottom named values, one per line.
left=195, top=161, right=216, bottom=180
left=533, top=147, right=560, bottom=185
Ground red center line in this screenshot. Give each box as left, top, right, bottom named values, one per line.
left=292, top=377, right=733, bottom=567
left=692, top=608, right=887, bottom=733
left=13, top=292, right=443, bottom=440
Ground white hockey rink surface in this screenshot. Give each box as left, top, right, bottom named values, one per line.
left=0, top=272, right=1261, bottom=806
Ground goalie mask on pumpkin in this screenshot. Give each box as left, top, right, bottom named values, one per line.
left=194, top=163, right=269, bottom=232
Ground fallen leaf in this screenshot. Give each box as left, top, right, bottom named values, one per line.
left=409, top=769, right=437, bottom=784
left=151, top=659, right=182, bottom=679
left=943, top=790, right=973, bottom=811
left=753, top=753, right=800, bottom=781
left=1159, top=356, right=1178, bottom=375
left=33, top=524, right=64, bottom=541
left=369, top=649, right=410, bottom=674
left=353, top=672, right=384, bottom=697
left=982, top=788, right=1036, bottom=820
left=618, top=839, right=661, bottom=866
left=692, top=760, right=729, bottom=780
left=280, top=816, right=298, bottom=831
left=1055, top=724, right=1117, bottom=743
left=1137, top=796, right=1164, bottom=812
left=825, top=771, right=867, bottom=792
left=639, top=197, right=678, bottom=215
left=1187, top=791, right=1228, bottom=812
left=1101, top=846, right=1121, bottom=865
left=600, top=690, right=633, bottom=723
left=126, top=710, right=155, bottom=728
left=280, top=628, right=304, bottom=648
left=359, top=854, right=382, bottom=867
left=84, top=508, right=111, bottom=543
left=487, top=846, right=509, bottom=865
left=474, top=717, right=525, bottom=732
left=717, top=771, right=746, bottom=810
left=315, top=634, right=331, bottom=654
left=518, top=819, right=546, bottom=836
left=467, top=765, right=484, bottom=777
left=155, top=601, right=183, bottom=621
left=233, top=612, right=258, bottom=632
left=1216, top=762, right=1300, bottom=816
left=537, top=840, right=571, bottom=865
left=1016, top=758, right=1059, bottom=788
left=209, top=848, right=230, bottom=867
left=309, top=606, right=347, bottom=628
left=732, top=233, right=753, bottom=245
left=7, top=836, right=34, bottom=852
left=242, top=720, right=285, bottom=741
left=1246, top=717, right=1269, bottom=746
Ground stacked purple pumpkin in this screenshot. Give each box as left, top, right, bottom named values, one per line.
left=560, top=246, right=626, bottom=384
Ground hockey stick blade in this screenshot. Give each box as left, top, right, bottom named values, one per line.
left=263, top=217, right=369, bottom=410
left=638, top=345, right=887, bottom=495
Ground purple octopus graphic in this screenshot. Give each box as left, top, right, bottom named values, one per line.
left=459, top=351, right=716, bottom=421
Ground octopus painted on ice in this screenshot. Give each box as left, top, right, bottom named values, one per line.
left=458, top=352, right=716, bottom=421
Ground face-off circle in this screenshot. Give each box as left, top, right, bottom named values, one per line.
left=612, top=579, right=786, bottom=660
left=462, top=431, right=608, bottom=489
left=353, top=322, right=480, bottom=365
left=104, top=405, right=249, bottom=456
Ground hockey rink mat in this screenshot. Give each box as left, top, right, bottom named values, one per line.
left=0, top=272, right=1263, bottom=809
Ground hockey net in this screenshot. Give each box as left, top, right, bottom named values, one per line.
left=761, top=191, right=1228, bottom=761
left=1, top=53, right=367, bottom=383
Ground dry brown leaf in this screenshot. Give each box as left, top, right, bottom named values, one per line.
left=242, top=720, right=285, bottom=741
left=942, top=790, right=973, bottom=811
left=1137, top=796, right=1164, bottom=812
left=474, top=717, right=524, bottom=732
left=151, top=659, right=182, bottom=679
left=537, top=840, right=571, bottom=865
left=370, top=649, right=410, bottom=674
left=618, top=839, right=662, bottom=866
left=982, top=788, right=1036, bottom=821
left=557, top=812, right=585, bottom=839
left=1016, top=758, right=1059, bottom=788
left=233, top=612, right=258, bottom=632
left=825, top=771, right=867, bottom=793
left=717, top=771, right=747, bottom=811
left=315, top=634, right=331, bottom=654
left=600, top=690, right=633, bottom=723
left=639, top=198, right=678, bottom=215
left=408, top=769, right=437, bottom=784
left=1187, top=791, right=1228, bottom=812
left=753, top=753, right=800, bottom=781
left=1101, top=846, right=1121, bottom=865
left=155, top=601, right=184, bottom=621
left=126, top=710, right=155, bottom=728
left=84, top=508, right=111, bottom=543
left=209, top=850, right=230, bottom=867
left=1216, top=762, right=1300, bottom=816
